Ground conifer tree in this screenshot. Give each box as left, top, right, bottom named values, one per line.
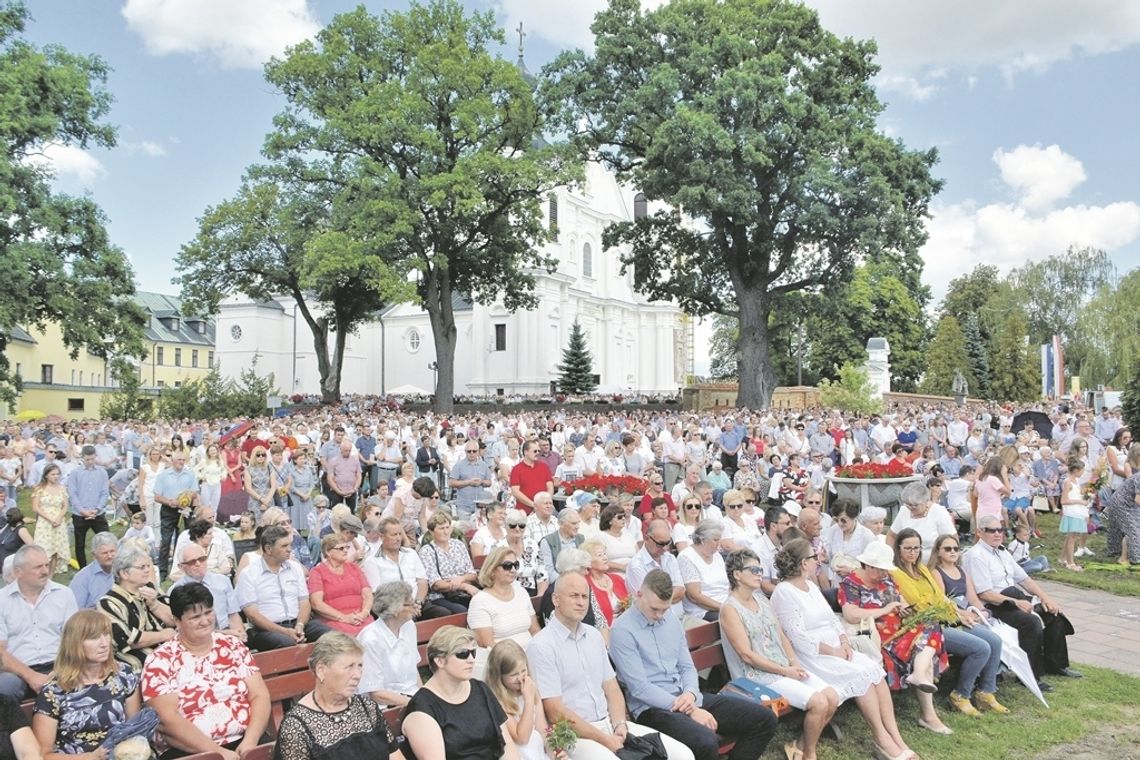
left=920, top=316, right=974, bottom=396
left=963, top=314, right=992, bottom=399
left=1122, top=355, right=1140, bottom=436
left=557, top=321, right=597, bottom=394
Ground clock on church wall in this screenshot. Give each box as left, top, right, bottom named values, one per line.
left=230, top=325, right=243, bottom=342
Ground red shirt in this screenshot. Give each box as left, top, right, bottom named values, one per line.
left=638, top=491, right=676, bottom=518
left=509, top=459, right=552, bottom=513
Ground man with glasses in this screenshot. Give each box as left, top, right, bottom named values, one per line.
left=170, top=541, right=246, bottom=641
left=627, top=519, right=684, bottom=618
left=964, top=515, right=1079, bottom=691
left=172, top=506, right=235, bottom=577
left=0, top=545, right=78, bottom=698
left=153, top=451, right=199, bottom=581
left=528, top=572, right=696, bottom=760
left=450, top=441, right=493, bottom=522
left=236, top=525, right=316, bottom=651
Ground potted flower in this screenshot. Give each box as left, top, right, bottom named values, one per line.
left=828, top=459, right=922, bottom=518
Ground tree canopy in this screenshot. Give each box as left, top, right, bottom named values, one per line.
left=544, top=0, right=940, bottom=408
left=261, top=0, right=578, bottom=412
left=920, top=316, right=972, bottom=397
left=0, top=2, right=145, bottom=409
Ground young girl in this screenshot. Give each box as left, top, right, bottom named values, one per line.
left=32, top=463, right=71, bottom=576
left=1059, top=459, right=1089, bottom=571
left=485, top=640, right=553, bottom=760
left=122, top=511, right=159, bottom=564
left=233, top=510, right=258, bottom=541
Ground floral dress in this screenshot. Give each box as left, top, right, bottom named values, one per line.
left=838, top=572, right=948, bottom=691
left=34, top=487, right=72, bottom=570
left=288, top=462, right=317, bottom=530
left=507, top=537, right=547, bottom=595
left=35, top=663, right=138, bottom=753
left=246, top=464, right=273, bottom=514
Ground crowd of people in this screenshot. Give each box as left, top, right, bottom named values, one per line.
left=0, top=397, right=1135, bottom=760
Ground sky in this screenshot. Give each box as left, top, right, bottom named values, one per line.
left=20, top=0, right=1140, bottom=310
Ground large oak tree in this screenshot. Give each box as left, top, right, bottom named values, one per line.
left=545, top=0, right=940, bottom=408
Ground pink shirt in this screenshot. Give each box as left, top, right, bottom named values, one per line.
left=975, top=475, right=1004, bottom=519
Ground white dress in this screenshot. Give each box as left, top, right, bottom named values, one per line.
left=511, top=695, right=547, bottom=760
left=678, top=546, right=730, bottom=618
left=769, top=580, right=884, bottom=701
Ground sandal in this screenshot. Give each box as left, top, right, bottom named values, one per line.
left=906, top=674, right=937, bottom=694
left=783, top=740, right=803, bottom=760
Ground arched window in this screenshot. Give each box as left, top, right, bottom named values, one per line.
left=582, top=242, right=593, bottom=278
left=634, top=192, right=648, bottom=220
left=548, top=195, right=558, bottom=234
left=407, top=328, right=421, bottom=353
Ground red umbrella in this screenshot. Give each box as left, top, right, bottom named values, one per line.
left=218, top=420, right=255, bottom=447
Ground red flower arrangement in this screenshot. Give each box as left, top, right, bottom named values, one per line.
left=834, top=460, right=916, bottom=480
left=560, top=473, right=646, bottom=496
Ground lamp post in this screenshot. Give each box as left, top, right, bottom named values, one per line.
left=428, top=361, right=438, bottom=400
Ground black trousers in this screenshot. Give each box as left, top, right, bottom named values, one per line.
left=72, top=513, right=109, bottom=568
left=158, top=505, right=184, bottom=579
left=988, top=601, right=1072, bottom=678
left=637, top=692, right=777, bottom=760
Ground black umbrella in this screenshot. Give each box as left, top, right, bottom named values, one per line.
left=1012, top=411, right=1052, bottom=441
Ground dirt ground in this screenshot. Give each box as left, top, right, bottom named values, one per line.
left=1029, top=722, right=1140, bottom=760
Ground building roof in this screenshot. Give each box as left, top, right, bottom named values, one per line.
left=134, top=291, right=216, bottom=346
left=866, top=337, right=890, bottom=351
left=7, top=326, right=36, bottom=344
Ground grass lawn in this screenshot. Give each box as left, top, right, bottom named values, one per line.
left=1028, top=510, right=1138, bottom=598
left=793, top=662, right=1140, bottom=760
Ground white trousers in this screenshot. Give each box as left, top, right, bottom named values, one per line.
left=570, top=718, right=695, bottom=760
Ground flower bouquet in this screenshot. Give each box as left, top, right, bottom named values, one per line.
left=546, top=719, right=578, bottom=756
left=176, top=491, right=195, bottom=519
left=881, top=605, right=943, bottom=647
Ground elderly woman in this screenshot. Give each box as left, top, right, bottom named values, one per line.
left=886, top=482, right=955, bottom=564
left=600, top=441, right=626, bottom=476
left=577, top=494, right=601, bottom=539
left=596, top=504, right=638, bottom=572
left=33, top=610, right=141, bottom=760
left=97, top=542, right=175, bottom=672
left=308, top=534, right=374, bottom=636
left=678, top=519, right=730, bottom=623
left=1106, top=444, right=1140, bottom=565
left=468, top=546, right=540, bottom=668
left=824, top=500, right=876, bottom=580
left=358, top=582, right=422, bottom=709
left=142, top=583, right=270, bottom=759
left=470, top=502, right=508, bottom=558
left=276, top=632, right=403, bottom=760
left=402, top=626, right=518, bottom=760
left=168, top=519, right=230, bottom=582
left=720, top=489, right=762, bottom=553
left=721, top=550, right=838, bottom=760
left=503, top=509, right=547, bottom=596
left=840, top=542, right=951, bottom=736
left=892, top=529, right=1007, bottom=718
left=580, top=538, right=628, bottom=626
left=859, top=506, right=888, bottom=539
left=769, top=539, right=916, bottom=760
left=419, top=512, right=479, bottom=614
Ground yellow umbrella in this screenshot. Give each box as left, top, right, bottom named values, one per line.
left=14, top=409, right=46, bottom=421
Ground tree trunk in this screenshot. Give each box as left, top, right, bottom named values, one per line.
left=289, top=289, right=340, bottom=404
left=327, top=322, right=348, bottom=405
left=736, top=289, right=778, bottom=409
left=425, top=267, right=457, bottom=414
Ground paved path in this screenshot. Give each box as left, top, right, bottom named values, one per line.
left=1038, top=579, right=1140, bottom=676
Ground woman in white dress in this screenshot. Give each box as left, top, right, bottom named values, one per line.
left=678, top=520, right=731, bottom=623
left=719, top=489, right=763, bottom=554
left=770, top=538, right=918, bottom=760
left=596, top=504, right=639, bottom=572
left=824, top=499, right=876, bottom=582
left=672, top=493, right=704, bottom=551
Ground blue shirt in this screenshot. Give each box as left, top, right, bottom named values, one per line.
left=355, top=435, right=377, bottom=461
left=66, top=464, right=109, bottom=515
left=609, top=602, right=701, bottom=718
left=450, top=457, right=492, bottom=511
left=170, top=573, right=241, bottom=628
left=69, top=561, right=114, bottom=609
left=938, top=456, right=962, bottom=479
left=719, top=425, right=744, bottom=455
left=152, top=466, right=198, bottom=503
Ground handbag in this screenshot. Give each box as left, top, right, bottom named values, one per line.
left=429, top=543, right=473, bottom=607
left=843, top=614, right=881, bottom=658
left=720, top=677, right=791, bottom=715
left=615, top=731, right=669, bottom=760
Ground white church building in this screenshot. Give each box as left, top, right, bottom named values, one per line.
left=213, top=161, right=691, bottom=398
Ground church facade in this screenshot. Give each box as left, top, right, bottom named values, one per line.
left=213, top=161, right=691, bottom=398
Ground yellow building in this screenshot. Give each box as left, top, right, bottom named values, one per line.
left=4, top=292, right=215, bottom=420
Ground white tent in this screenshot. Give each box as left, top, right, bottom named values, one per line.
left=387, top=384, right=431, bottom=395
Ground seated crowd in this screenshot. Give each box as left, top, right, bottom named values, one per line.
left=1, top=401, right=1122, bottom=760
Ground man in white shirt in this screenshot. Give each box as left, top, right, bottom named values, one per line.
left=626, top=519, right=684, bottom=619
left=963, top=515, right=1078, bottom=691
left=527, top=573, right=695, bottom=760
left=670, top=466, right=702, bottom=505
left=235, top=526, right=316, bottom=651
left=575, top=435, right=603, bottom=476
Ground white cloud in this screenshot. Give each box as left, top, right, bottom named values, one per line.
left=920, top=146, right=1140, bottom=300
left=122, top=140, right=168, bottom=157
left=993, top=144, right=1087, bottom=212
left=121, top=0, right=320, bottom=69
left=25, top=143, right=106, bottom=186
left=491, top=0, right=666, bottom=52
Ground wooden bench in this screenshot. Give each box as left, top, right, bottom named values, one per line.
left=415, top=611, right=468, bottom=644
left=253, top=643, right=315, bottom=678
left=685, top=620, right=720, bottom=650
left=690, top=642, right=794, bottom=720
left=264, top=669, right=317, bottom=738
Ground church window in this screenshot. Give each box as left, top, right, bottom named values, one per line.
left=548, top=195, right=558, bottom=234
left=494, top=324, right=507, bottom=351
left=634, top=192, right=647, bottom=219
left=583, top=243, right=593, bottom=278
left=407, top=329, right=421, bottom=353
left=230, top=325, right=243, bottom=342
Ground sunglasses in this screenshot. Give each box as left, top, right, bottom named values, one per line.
left=805, top=501, right=822, bottom=506
left=684, top=504, right=701, bottom=510
left=648, top=536, right=672, bottom=548
left=499, top=561, right=521, bottom=571
left=726, top=503, right=743, bottom=510
left=508, top=522, right=526, bottom=529
left=745, top=499, right=757, bottom=504
left=452, top=648, right=477, bottom=661
left=180, top=556, right=208, bottom=566
left=741, top=566, right=764, bottom=576
left=941, top=546, right=960, bottom=552
left=980, top=527, right=1004, bottom=534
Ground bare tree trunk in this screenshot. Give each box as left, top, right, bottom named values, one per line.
left=425, top=267, right=456, bottom=414
left=736, top=289, right=778, bottom=409
left=289, top=289, right=341, bottom=404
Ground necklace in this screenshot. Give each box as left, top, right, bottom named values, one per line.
left=313, top=691, right=349, bottom=723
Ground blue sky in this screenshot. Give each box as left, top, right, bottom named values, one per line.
left=22, top=0, right=1140, bottom=305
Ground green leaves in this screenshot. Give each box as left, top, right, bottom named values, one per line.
left=0, top=3, right=143, bottom=410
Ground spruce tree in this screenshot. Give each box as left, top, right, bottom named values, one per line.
left=919, top=316, right=974, bottom=397
left=557, top=321, right=597, bottom=394
left=963, top=314, right=992, bottom=399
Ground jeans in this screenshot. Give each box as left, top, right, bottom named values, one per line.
left=636, top=692, right=777, bottom=760
left=247, top=620, right=327, bottom=651
left=1019, top=556, right=1050, bottom=575
left=943, top=624, right=1003, bottom=695
left=0, top=661, right=52, bottom=700
left=72, top=513, right=110, bottom=568
left=158, top=505, right=184, bottom=579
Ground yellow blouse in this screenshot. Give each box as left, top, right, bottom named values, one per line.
left=891, top=564, right=958, bottom=623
